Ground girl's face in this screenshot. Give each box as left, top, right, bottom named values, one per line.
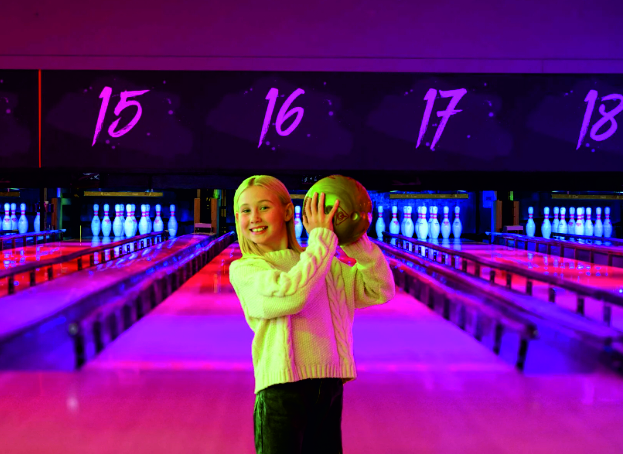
left=236, top=185, right=293, bottom=253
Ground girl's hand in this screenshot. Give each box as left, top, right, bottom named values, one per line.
left=302, top=192, right=340, bottom=234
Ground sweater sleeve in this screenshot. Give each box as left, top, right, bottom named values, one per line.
left=339, top=233, right=396, bottom=309
left=229, top=227, right=338, bottom=319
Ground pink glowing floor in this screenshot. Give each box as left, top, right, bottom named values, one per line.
left=1, top=243, right=622, bottom=453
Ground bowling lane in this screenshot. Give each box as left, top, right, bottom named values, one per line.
left=3, top=243, right=623, bottom=453
left=463, top=244, right=623, bottom=290
left=0, top=236, right=204, bottom=347
left=0, top=240, right=92, bottom=297
left=0, top=238, right=150, bottom=297
left=87, top=244, right=254, bottom=370
left=87, top=243, right=513, bottom=373
left=402, top=239, right=621, bottom=291
left=423, top=242, right=623, bottom=330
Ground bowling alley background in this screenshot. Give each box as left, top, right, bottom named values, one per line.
left=2, top=1, right=623, bottom=453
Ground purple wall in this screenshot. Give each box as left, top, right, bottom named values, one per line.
left=1, top=0, right=622, bottom=73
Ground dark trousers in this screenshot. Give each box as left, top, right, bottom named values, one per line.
left=254, top=378, right=344, bottom=454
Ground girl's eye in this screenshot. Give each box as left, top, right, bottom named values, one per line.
left=242, top=207, right=268, bottom=213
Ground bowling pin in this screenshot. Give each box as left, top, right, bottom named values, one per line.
left=102, top=204, right=112, bottom=237
left=568, top=207, right=575, bottom=235
left=558, top=207, right=568, bottom=234
left=404, top=207, right=415, bottom=252
left=168, top=204, right=178, bottom=237
left=428, top=206, right=434, bottom=238
left=127, top=204, right=134, bottom=236
left=118, top=204, right=125, bottom=228
left=138, top=204, right=149, bottom=235
left=112, top=204, right=124, bottom=237
left=604, top=207, right=613, bottom=238
left=441, top=206, right=451, bottom=239
left=294, top=205, right=303, bottom=239
left=2, top=203, right=10, bottom=231
left=400, top=206, right=409, bottom=238
left=404, top=206, right=415, bottom=236
left=145, top=204, right=151, bottom=232
left=419, top=206, right=429, bottom=241
left=594, top=207, right=603, bottom=238
left=552, top=207, right=559, bottom=234
left=33, top=211, right=41, bottom=232
left=400, top=206, right=409, bottom=237
left=452, top=206, right=462, bottom=239
left=91, top=204, right=101, bottom=237
left=145, top=204, right=153, bottom=233
left=154, top=204, right=164, bottom=233
left=389, top=206, right=400, bottom=245
left=526, top=207, right=536, bottom=237
left=10, top=203, right=17, bottom=231
left=124, top=204, right=134, bottom=237
left=541, top=207, right=551, bottom=239
left=132, top=204, right=138, bottom=236
left=18, top=203, right=28, bottom=234
left=375, top=206, right=385, bottom=241
left=414, top=207, right=421, bottom=240
left=430, top=206, right=440, bottom=240
left=585, top=207, right=593, bottom=237
left=575, top=207, right=585, bottom=236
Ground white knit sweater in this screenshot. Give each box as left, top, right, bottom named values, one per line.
left=228, top=227, right=396, bottom=394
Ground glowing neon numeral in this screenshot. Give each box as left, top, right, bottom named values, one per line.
left=416, top=89, right=437, bottom=150
left=577, top=89, right=623, bottom=150
left=93, top=87, right=112, bottom=146
left=416, top=88, right=466, bottom=151
left=258, top=88, right=305, bottom=148
left=92, top=87, right=150, bottom=146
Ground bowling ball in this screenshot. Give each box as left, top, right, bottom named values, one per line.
left=304, top=175, right=372, bottom=246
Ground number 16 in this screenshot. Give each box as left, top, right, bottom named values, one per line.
left=258, top=88, right=305, bottom=148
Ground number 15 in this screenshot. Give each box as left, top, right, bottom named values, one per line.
left=92, top=87, right=150, bottom=146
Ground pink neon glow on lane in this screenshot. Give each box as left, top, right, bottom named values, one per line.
left=466, top=243, right=623, bottom=291
left=0, top=239, right=149, bottom=297
left=425, top=241, right=623, bottom=330
left=0, top=241, right=93, bottom=297
left=2, top=243, right=623, bottom=452
left=0, top=236, right=201, bottom=339
left=89, top=243, right=511, bottom=373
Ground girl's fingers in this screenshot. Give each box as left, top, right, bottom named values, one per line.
left=312, top=192, right=320, bottom=215
left=327, top=199, right=339, bottom=221
left=307, top=196, right=312, bottom=218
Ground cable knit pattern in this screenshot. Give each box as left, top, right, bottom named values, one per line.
left=285, top=315, right=299, bottom=381
left=229, top=228, right=396, bottom=394
left=325, top=264, right=351, bottom=363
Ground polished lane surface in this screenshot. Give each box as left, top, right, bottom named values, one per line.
left=1, top=241, right=622, bottom=453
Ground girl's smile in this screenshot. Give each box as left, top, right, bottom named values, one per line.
left=250, top=226, right=268, bottom=234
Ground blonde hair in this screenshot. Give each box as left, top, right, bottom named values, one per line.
left=234, top=175, right=306, bottom=257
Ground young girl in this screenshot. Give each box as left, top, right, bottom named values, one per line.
left=229, top=175, right=395, bottom=454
